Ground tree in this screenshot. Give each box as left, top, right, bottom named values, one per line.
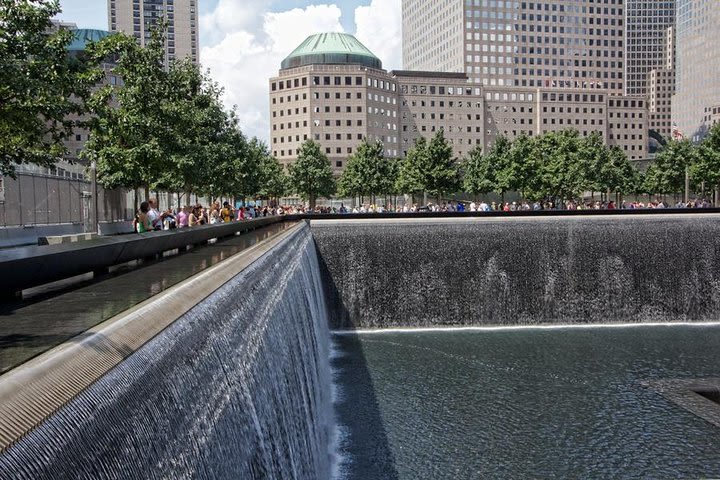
left=425, top=130, right=460, bottom=199
left=486, top=136, right=514, bottom=198
left=83, top=27, right=169, bottom=202
left=258, top=154, right=289, bottom=204
left=396, top=137, right=428, bottom=199
left=337, top=138, right=395, bottom=202
left=159, top=59, right=239, bottom=201
left=230, top=136, right=264, bottom=200
left=396, top=131, right=459, bottom=201
left=507, top=134, right=541, bottom=200
left=0, top=0, right=97, bottom=177
left=462, top=145, right=496, bottom=198
left=645, top=139, right=698, bottom=195
left=535, top=130, right=587, bottom=202
left=691, top=123, right=720, bottom=200
left=288, top=140, right=335, bottom=209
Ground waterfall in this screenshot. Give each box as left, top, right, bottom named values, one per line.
left=0, top=225, right=334, bottom=480
left=312, top=216, right=720, bottom=329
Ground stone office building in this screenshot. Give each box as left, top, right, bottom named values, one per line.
left=269, top=33, right=647, bottom=174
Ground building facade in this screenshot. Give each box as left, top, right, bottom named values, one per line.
left=624, top=0, right=676, bottom=97
left=107, top=0, right=199, bottom=64
left=402, top=0, right=625, bottom=93
left=646, top=26, right=675, bottom=145
left=269, top=33, right=648, bottom=174
left=672, top=0, right=720, bottom=141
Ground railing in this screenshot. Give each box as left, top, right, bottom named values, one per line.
left=0, top=216, right=289, bottom=295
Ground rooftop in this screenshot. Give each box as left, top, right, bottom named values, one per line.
left=67, top=28, right=112, bottom=52
left=281, top=32, right=382, bottom=70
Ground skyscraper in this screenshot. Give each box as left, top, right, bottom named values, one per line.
left=672, top=0, right=720, bottom=141
left=108, top=0, right=199, bottom=64
left=624, top=0, right=675, bottom=97
left=402, top=0, right=626, bottom=94
left=646, top=26, right=675, bottom=144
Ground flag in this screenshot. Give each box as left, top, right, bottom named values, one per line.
left=672, top=123, right=685, bottom=140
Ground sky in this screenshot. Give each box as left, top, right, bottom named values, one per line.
left=56, top=0, right=402, bottom=143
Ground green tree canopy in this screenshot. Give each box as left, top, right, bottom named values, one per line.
left=507, top=133, right=542, bottom=199
left=425, top=130, right=460, bottom=198
left=83, top=27, right=169, bottom=194
left=288, top=139, right=335, bottom=209
left=396, top=137, right=428, bottom=197
left=691, top=123, right=720, bottom=188
left=462, top=145, right=496, bottom=196
left=159, top=59, right=239, bottom=199
left=337, top=138, right=396, bottom=200
left=645, top=139, right=698, bottom=194
left=534, top=130, right=588, bottom=201
left=258, top=154, right=289, bottom=202
left=486, top=135, right=514, bottom=196
left=0, top=0, right=98, bottom=177
left=396, top=131, right=459, bottom=199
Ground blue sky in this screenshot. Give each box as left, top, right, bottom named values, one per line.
left=56, top=0, right=403, bottom=142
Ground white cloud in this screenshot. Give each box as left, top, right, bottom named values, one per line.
left=199, top=0, right=271, bottom=46
left=200, top=5, right=343, bottom=144
left=354, top=0, right=402, bottom=71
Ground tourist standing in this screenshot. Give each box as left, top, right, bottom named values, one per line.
left=134, top=201, right=151, bottom=233
left=147, top=198, right=162, bottom=231
left=177, top=206, right=189, bottom=228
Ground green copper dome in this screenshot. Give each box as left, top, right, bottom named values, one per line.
left=67, top=29, right=112, bottom=52
left=281, top=33, right=382, bottom=70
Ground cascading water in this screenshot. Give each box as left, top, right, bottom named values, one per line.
left=0, top=225, right=334, bottom=480
left=4, top=215, right=720, bottom=479
left=312, top=216, right=720, bottom=329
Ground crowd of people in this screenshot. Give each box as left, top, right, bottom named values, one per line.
left=133, top=196, right=717, bottom=232
left=133, top=198, right=297, bottom=233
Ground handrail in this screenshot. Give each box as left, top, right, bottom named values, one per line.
left=0, top=216, right=287, bottom=295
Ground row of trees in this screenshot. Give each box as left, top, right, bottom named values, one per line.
left=645, top=125, right=720, bottom=196
left=82, top=23, right=290, bottom=207
left=1, top=1, right=289, bottom=209
left=327, top=130, right=641, bottom=205
left=301, top=123, right=720, bottom=207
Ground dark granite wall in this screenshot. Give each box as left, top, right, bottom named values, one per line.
left=311, top=217, right=720, bottom=329
left=0, top=225, right=334, bottom=480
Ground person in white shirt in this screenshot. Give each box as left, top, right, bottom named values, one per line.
left=147, top=198, right=161, bottom=230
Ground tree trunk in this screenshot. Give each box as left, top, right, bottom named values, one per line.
left=133, top=188, right=139, bottom=213
left=309, top=194, right=317, bottom=210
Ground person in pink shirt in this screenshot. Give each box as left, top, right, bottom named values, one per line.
left=176, top=206, right=189, bottom=228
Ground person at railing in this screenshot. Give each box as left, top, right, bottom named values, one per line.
left=209, top=202, right=221, bottom=224
left=161, top=208, right=177, bottom=230
left=134, top=201, right=151, bottom=233
left=188, top=206, right=201, bottom=227
left=147, top=198, right=162, bottom=231
left=220, top=202, right=234, bottom=222
left=176, top=206, right=189, bottom=228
